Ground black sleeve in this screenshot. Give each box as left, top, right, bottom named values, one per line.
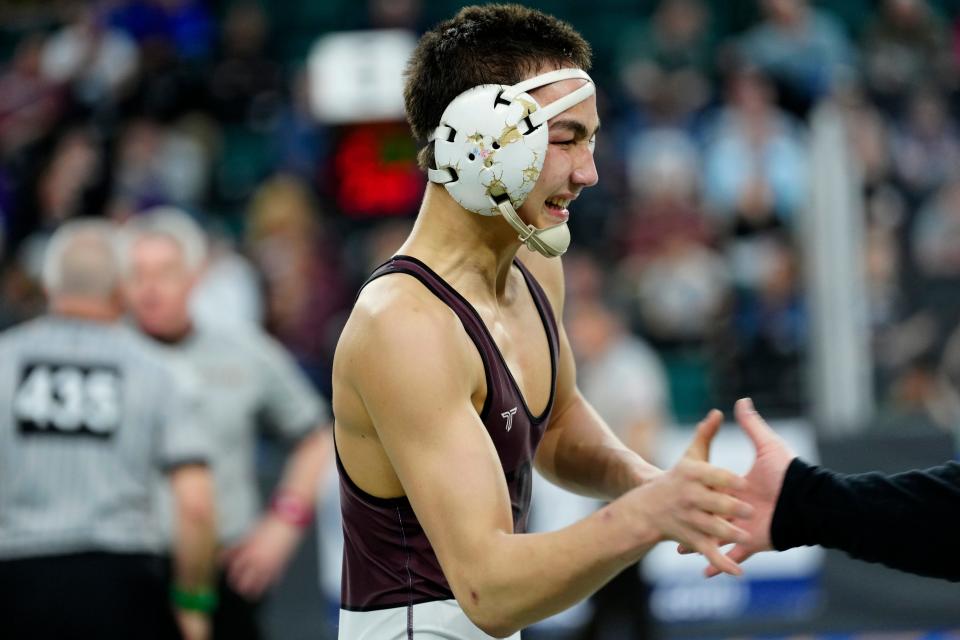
left=771, top=457, right=960, bottom=581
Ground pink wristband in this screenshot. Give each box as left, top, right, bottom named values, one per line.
left=270, top=492, right=314, bottom=528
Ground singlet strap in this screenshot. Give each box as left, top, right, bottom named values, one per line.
left=361, top=255, right=503, bottom=419
left=359, top=255, right=559, bottom=423
left=512, top=258, right=560, bottom=379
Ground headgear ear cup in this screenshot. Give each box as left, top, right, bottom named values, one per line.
left=428, top=68, right=595, bottom=258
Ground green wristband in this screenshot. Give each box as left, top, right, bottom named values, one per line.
left=171, top=586, right=218, bottom=613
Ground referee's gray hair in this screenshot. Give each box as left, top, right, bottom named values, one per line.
left=42, top=219, right=122, bottom=298
left=121, top=207, right=208, bottom=274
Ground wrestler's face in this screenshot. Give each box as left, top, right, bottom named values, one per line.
left=518, top=66, right=600, bottom=231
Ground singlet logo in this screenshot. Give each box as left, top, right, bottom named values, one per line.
left=501, top=407, right=518, bottom=432
left=14, top=362, right=123, bottom=439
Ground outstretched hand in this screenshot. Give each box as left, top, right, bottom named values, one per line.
left=692, top=398, right=797, bottom=577
left=635, top=409, right=754, bottom=577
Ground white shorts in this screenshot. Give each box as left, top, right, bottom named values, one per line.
left=339, top=599, right=522, bottom=639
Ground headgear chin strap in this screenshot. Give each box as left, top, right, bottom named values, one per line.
left=495, top=199, right=570, bottom=258
left=427, top=68, right=595, bottom=258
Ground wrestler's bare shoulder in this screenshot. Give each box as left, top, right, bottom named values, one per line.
left=335, top=273, right=475, bottom=379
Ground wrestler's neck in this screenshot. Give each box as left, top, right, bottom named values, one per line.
left=398, top=184, right=523, bottom=297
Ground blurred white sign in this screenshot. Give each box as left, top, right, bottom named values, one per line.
left=307, top=29, right=416, bottom=124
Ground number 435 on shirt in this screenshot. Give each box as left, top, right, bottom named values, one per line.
left=14, top=362, right=123, bottom=438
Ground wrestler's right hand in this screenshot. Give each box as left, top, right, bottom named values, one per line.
left=625, top=409, right=753, bottom=577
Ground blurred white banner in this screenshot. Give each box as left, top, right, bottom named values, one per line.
left=307, top=29, right=416, bottom=124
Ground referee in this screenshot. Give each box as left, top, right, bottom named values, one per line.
left=0, top=220, right=217, bottom=640
left=122, top=208, right=332, bottom=640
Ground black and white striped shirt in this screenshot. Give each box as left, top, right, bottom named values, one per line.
left=0, top=315, right=208, bottom=560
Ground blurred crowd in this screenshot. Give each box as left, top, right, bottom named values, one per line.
left=5, top=0, right=960, bottom=432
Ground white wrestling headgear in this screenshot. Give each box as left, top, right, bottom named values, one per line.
left=427, top=68, right=595, bottom=258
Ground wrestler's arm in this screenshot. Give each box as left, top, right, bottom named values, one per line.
left=344, top=288, right=752, bottom=637
left=536, top=322, right=661, bottom=498
left=520, top=250, right=660, bottom=500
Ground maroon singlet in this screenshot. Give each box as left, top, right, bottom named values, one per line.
left=338, top=254, right=560, bottom=612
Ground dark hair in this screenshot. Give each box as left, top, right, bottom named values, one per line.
left=404, top=4, right=592, bottom=171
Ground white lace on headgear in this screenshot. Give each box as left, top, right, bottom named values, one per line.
left=427, top=68, right=595, bottom=258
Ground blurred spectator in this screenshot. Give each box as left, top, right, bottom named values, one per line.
left=616, top=128, right=728, bottom=349
left=40, top=5, right=140, bottom=107
left=114, top=0, right=208, bottom=121
left=208, top=2, right=284, bottom=128
left=8, top=124, right=107, bottom=293
left=861, top=0, right=953, bottom=112
left=358, top=218, right=414, bottom=274
left=189, top=231, right=265, bottom=330
left=246, top=175, right=350, bottom=393
left=205, top=2, right=285, bottom=205
left=702, top=65, right=807, bottom=232
left=109, top=0, right=173, bottom=44
left=911, top=179, right=960, bottom=278
left=162, top=0, right=216, bottom=60
left=839, top=82, right=897, bottom=195
left=842, top=84, right=908, bottom=239
left=621, top=127, right=712, bottom=258
left=722, top=233, right=806, bottom=414
left=874, top=310, right=939, bottom=390
left=567, top=298, right=670, bottom=461
left=618, top=266, right=721, bottom=409
left=617, top=0, right=714, bottom=126
left=271, top=67, right=330, bottom=181
left=835, top=82, right=909, bottom=335
left=0, top=190, right=7, bottom=256
left=890, top=86, right=960, bottom=200
left=109, top=0, right=214, bottom=59
left=881, top=351, right=953, bottom=431
left=864, top=223, right=902, bottom=331
left=113, top=117, right=209, bottom=208
left=738, top=0, right=855, bottom=117
left=0, top=256, right=44, bottom=331
left=367, top=0, right=423, bottom=30
left=34, top=126, right=104, bottom=226
left=841, top=86, right=905, bottom=208
left=934, top=319, right=960, bottom=430
left=0, top=34, right=66, bottom=160
left=619, top=237, right=729, bottom=346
